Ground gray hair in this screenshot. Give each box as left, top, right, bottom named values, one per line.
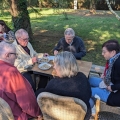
left=15, top=29, right=28, bottom=39
left=0, top=41, right=16, bottom=57
left=64, top=28, right=75, bottom=37
left=53, top=51, right=79, bottom=78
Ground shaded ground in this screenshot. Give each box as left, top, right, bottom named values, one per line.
left=32, top=10, right=116, bottom=62
left=32, top=31, right=63, bottom=55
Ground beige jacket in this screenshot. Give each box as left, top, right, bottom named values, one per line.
left=13, top=40, right=42, bottom=73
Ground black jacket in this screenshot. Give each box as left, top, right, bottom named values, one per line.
left=53, top=36, right=86, bottom=60
left=107, top=56, right=120, bottom=106
left=37, top=72, right=91, bottom=109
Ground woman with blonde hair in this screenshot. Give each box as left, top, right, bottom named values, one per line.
left=36, top=51, right=91, bottom=119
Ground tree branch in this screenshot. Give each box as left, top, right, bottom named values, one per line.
left=105, top=0, right=120, bottom=20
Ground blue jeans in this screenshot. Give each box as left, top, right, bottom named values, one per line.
left=89, top=77, right=110, bottom=107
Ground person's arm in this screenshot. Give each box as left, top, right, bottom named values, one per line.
left=110, top=60, right=120, bottom=91
left=14, top=54, right=33, bottom=71
left=73, top=38, right=86, bottom=59
left=14, top=42, right=37, bottom=71
left=111, top=83, right=120, bottom=91
left=10, top=70, right=42, bottom=117
left=53, top=38, right=63, bottom=55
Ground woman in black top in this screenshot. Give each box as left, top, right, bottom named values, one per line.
left=36, top=51, right=91, bottom=119
left=89, top=39, right=120, bottom=107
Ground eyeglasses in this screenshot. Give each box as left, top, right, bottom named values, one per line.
left=20, top=37, right=29, bottom=41
left=9, top=53, right=18, bottom=57
left=23, top=38, right=29, bottom=41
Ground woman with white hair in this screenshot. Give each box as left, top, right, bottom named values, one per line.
left=36, top=51, right=91, bottom=119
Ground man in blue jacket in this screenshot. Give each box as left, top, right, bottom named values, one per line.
left=53, top=28, right=86, bottom=60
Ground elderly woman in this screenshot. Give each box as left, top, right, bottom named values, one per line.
left=89, top=39, right=120, bottom=107
left=36, top=51, right=91, bottom=119
left=0, top=20, right=15, bottom=41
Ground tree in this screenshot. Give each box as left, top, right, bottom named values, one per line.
left=89, top=0, right=97, bottom=14
left=8, top=0, right=33, bottom=41
left=105, top=0, right=120, bottom=20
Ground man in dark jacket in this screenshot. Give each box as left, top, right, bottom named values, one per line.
left=53, top=28, right=86, bottom=60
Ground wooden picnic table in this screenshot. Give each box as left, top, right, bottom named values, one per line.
left=31, top=60, right=92, bottom=78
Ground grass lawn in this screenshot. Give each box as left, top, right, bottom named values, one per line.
left=0, top=8, right=120, bottom=66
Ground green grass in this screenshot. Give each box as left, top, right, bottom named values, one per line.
left=0, top=8, right=120, bottom=66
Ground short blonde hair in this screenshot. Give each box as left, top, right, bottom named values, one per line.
left=53, top=51, right=79, bottom=78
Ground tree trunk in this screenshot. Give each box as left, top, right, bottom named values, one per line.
left=105, top=0, right=120, bottom=20
left=89, top=0, right=96, bottom=14
left=9, top=0, right=33, bottom=41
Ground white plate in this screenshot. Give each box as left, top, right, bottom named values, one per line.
left=38, top=57, right=50, bottom=63
left=38, top=63, right=52, bottom=70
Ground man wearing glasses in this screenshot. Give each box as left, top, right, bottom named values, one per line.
left=53, top=28, right=86, bottom=60
left=13, top=29, right=49, bottom=92
left=0, top=41, right=42, bottom=120
left=13, top=29, right=38, bottom=92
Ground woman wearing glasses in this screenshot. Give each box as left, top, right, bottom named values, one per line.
left=89, top=39, right=120, bottom=109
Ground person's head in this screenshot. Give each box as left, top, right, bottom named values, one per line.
left=0, top=41, right=17, bottom=65
left=102, top=39, right=120, bottom=60
left=64, top=28, right=75, bottom=44
left=0, top=20, right=11, bottom=33
left=53, top=51, right=79, bottom=78
left=15, top=29, right=29, bottom=47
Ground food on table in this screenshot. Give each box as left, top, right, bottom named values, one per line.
left=40, top=64, right=50, bottom=69
left=38, top=57, right=49, bottom=63
left=38, top=63, right=52, bottom=70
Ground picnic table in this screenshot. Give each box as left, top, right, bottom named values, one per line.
left=31, top=57, right=92, bottom=78
left=29, top=56, right=92, bottom=88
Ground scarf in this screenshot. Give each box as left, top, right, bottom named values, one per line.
left=104, top=52, right=120, bottom=86
left=104, top=61, right=109, bottom=76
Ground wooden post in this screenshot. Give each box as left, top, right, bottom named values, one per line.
left=74, top=0, right=77, bottom=10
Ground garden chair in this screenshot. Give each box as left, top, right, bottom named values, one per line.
left=37, top=92, right=87, bottom=120
left=0, top=97, right=14, bottom=120
left=95, top=98, right=120, bottom=120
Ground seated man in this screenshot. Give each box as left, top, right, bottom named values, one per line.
left=53, top=28, right=86, bottom=60
left=13, top=29, right=49, bottom=91
left=0, top=41, right=42, bottom=120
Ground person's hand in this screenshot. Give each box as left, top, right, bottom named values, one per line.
left=32, top=57, right=37, bottom=63
left=43, top=53, right=49, bottom=57
left=100, top=74, right=105, bottom=79
left=54, top=50, right=58, bottom=55
left=37, top=115, right=43, bottom=120
left=107, top=86, right=112, bottom=92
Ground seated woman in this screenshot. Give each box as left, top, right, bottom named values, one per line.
left=0, top=20, right=15, bottom=41
left=89, top=39, right=120, bottom=107
left=36, top=51, right=92, bottom=119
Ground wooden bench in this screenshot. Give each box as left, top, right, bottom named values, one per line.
left=95, top=99, right=120, bottom=120
left=90, top=64, right=105, bottom=76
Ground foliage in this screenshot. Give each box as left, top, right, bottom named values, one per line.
left=0, top=8, right=120, bottom=65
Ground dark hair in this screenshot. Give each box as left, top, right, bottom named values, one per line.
left=102, top=39, right=120, bottom=53
left=0, top=20, right=11, bottom=33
